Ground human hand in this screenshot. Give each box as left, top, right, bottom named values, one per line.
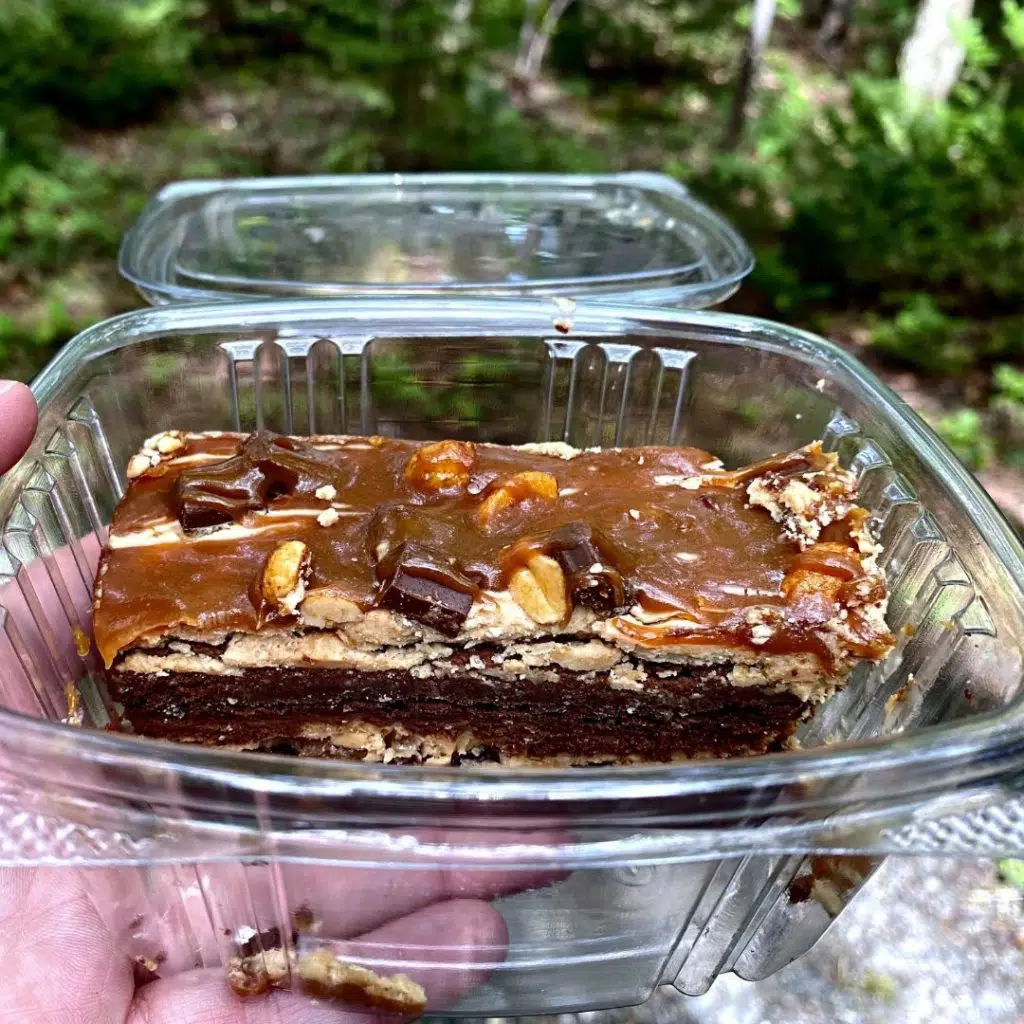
left=0, top=385, right=557, bottom=1021
left=1, top=848, right=554, bottom=1022
left=0, top=380, right=37, bottom=475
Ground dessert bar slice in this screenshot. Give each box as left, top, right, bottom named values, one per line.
left=92, top=430, right=894, bottom=765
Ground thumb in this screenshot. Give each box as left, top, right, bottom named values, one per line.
left=0, top=381, right=37, bottom=475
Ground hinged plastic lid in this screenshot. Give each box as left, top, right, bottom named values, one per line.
left=119, top=173, right=753, bottom=307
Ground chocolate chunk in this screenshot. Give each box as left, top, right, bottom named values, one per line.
left=375, top=541, right=476, bottom=637
left=368, top=503, right=459, bottom=556
left=173, top=431, right=337, bottom=531
left=369, top=502, right=503, bottom=584
left=367, top=504, right=425, bottom=559
left=378, top=570, right=474, bottom=636
left=545, top=522, right=627, bottom=614
left=236, top=925, right=284, bottom=959
left=178, top=503, right=235, bottom=532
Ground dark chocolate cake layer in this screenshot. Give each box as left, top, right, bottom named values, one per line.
left=108, top=642, right=806, bottom=764
left=93, top=430, right=894, bottom=764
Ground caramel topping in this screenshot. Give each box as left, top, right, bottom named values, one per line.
left=92, top=431, right=894, bottom=668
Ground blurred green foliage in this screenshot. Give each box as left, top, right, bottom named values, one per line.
left=934, top=408, right=996, bottom=470
left=998, top=858, right=1024, bottom=888
left=0, top=0, right=1021, bottom=471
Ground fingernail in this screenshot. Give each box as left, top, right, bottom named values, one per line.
left=0, top=381, right=15, bottom=397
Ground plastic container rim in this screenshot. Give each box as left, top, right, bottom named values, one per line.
left=4, top=296, right=1023, bottom=808
left=116, top=172, right=755, bottom=303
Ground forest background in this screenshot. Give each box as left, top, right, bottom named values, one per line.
left=1, top=0, right=1022, bottom=521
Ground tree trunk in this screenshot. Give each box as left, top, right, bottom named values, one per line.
left=816, top=0, right=854, bottom=69
left=724, top=0, right=777, bottom=150
left=513, top=0, right=576, bottom=92
left=899, top=0, right=976, bottom=103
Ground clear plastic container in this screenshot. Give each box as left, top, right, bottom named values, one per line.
left=2, top=298, right=1023, bottom=1017
left=118, top=173, right=753, bottom=308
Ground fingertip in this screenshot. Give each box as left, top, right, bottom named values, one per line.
left=331, top=897, right=509, bottom=1012
left=0, top=381, right=37, bottom=474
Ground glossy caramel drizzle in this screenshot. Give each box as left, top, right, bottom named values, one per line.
left=92, top=432, right=894, bottom=668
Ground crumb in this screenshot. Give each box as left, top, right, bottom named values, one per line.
left=628, top=508, right=641, bottom=520
left=884, top=676, right=914, bottom=715
left=298, top=949, right=427, bottom=1015
left=63, top=682, right=84, bottom=726
left=314, top=484, right=337, bottom=502
left=902, top=623, right=916, bottom=637
left=133, top=956, right=162, bottom=985
left=317, top=508, right=340, bottom=528
left=292, top=904, right=321, bottom=934
left=551, top=296, right=576, bottom=335
left=227, top=945, right=428, bottom=1016
left=654, top=473, right=702, bottom=490
left=73, top=627, right=91, bottom=658
left=227, top=948, right=291, bottom=997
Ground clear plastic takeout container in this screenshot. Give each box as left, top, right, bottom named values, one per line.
left=1, top=297, right=1023, bottom=1017
left=118, top=173, right=753, bottom=308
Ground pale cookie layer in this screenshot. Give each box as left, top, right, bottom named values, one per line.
left=116, top=632, right=845, bottom=701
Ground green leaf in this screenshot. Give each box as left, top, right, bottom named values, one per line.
left=997, top=858, right=1024, bottom=888
left=1002, top=0, right=1024, bottom=54
left=994, top=364, right=1024, bottom=405
left=953, top=17, right=998, bottom=69
left=934, top=409, right=996, bottom=470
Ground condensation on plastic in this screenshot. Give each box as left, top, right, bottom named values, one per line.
left=117, top=173, right=753, bottom=308
left=0, top=299, right=1022, bottom=1015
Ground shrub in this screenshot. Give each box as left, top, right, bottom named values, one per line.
left=0, top=0, right=197, bottom=140
left=934, top=408, right=996, bottom=470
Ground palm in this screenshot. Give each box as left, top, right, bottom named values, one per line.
left=2, top=857, right=530, bottom=1022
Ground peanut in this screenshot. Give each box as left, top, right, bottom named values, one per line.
left=300, top=589, right=362, bottom=627
left=156, top=433, right=185, bottom=454
left=780, top=568, right=843, bottom=602
left=262, top=540, right=310, bottom=614
left=404, top=440, right=475, bottom=493
left=126, top=454, right=152, bottom=480
left=508, top=553, right=568, bottom=624
left=143, top=430, right=186, bottom=456
left=476, top=471, right=558, bottom=530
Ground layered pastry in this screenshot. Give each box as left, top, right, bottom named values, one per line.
left=91, top=430, right=894, bottom=765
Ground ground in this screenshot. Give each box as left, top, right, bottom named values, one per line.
left=456, top=859, right=1024, bottom=1024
